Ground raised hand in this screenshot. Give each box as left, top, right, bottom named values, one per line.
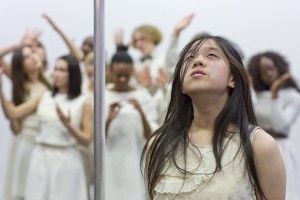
left=137, top=67, right=152, bottom=87
left=156, top=68, right=168, bottom=88
left=56, top=103, right=71, bottom=125
left=21, top=29, right=42, bottom=47
left=174, top=14, right=194, bottom=37
left=107, top=102, right=121, bottom=121
left=0, top=63, right=3, bottom=88
left=114, top=29, right=125, bottom=47
left=271, top=72, right=291, bottom=99
left=128, top=99, right=142, bottom=112
left=42, top=13, right=59, bottom=31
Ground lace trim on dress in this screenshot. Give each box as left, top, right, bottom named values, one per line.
left=154, top=127, right=260, bottom=195
left=154, top=171, right=212, bottom=194
left=154, top=149, right=215, bottom=194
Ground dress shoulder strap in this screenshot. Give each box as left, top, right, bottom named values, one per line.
left=250, top=126, right=262, bottom=143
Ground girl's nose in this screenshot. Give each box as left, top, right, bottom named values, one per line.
left=193, top=56, right=204, bottom=68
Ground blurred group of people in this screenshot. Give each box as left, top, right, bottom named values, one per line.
left=1, top=12, right=300, bottom=200
left=0, top=14, right=94, bottom=200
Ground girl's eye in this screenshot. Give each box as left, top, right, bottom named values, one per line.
left=186, top=55, right=195, bottom=60
left=208, top=54, right=217, bottom=58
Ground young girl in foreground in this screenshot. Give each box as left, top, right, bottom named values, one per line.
left=142, top=35, right=286, bottom=200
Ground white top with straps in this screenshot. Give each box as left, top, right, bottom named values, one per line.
left=36, top=91, right=86, bottom=147
left=153, top=127, right=261, bottom=200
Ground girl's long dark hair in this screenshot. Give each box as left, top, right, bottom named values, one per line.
left=141, top=35, right=266, bottom=199
left=52, top=55, right=81, bottom=99
left=11, top=47, right=51, bottom=105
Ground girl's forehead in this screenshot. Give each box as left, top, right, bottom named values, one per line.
left=190, top=39, right=220, bottom=52
left=185, top=39, right=226, bottom=60
left=56, top=59, right=68, bottom=67
left=23, top=46, right=32, bottom=54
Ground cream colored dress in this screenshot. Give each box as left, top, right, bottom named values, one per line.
left=105, top=87, right=158, bottom=200
left=4, top=83, right=47, bottom=200
left=254, top=88, right=300, bottom=200
left=82, top=85, right=94, bottom=200
left=25, top=91, right=88, bottom=200
left=153, top=128, right=260, bottom=200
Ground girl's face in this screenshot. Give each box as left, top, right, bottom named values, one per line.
left=52, top=59, right=69, bottom=90
left=82, top=42, right=93, bottom=57
left=22, top=46, right=40, bottom=73
left=86, top=64, right=94, bottom=84
left=133, top=30, right=155, bottom=56
left=111, top=62, right=133, bottom=91
left=182, top=39, right=234, bottom=96
left=259, top=56, right=279, bottom=87
left=32, top=45, right=46, bottom=65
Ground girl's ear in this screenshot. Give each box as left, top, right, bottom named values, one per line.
left=228, top=75, right=235, bottom=89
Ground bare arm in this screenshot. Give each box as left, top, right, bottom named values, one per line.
left=0, top=43, right=20, bottom=78
left=0, top=31, right=42, bottom=78
left=253, top=130, right=286, bottom=200
left=0, top=59, right=12, bottom=78
left=42, top=14, right=84, bottom=62
left=105, top=102, right=120, bottom=136
left=10, top=119, right=22, bottom=135
left=173, top=14, right=194, bottom=38
left=0, top=70, right=40, bottom=119
left=0, top=43, right=20, bottom=59
left=268, top=73, right=300, bottom=132
left=128, top=99, right=152, bottom=139
left=0, top=89, right=41, bottom=120
left=138, top=109, right=152, bottom=139
left=56, top=100, right=93, bottom=147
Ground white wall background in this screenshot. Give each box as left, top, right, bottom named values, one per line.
left=1, top=0, right=300, bottom=198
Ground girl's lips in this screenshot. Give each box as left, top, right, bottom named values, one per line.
left=191, top=69, right=206, bottom=77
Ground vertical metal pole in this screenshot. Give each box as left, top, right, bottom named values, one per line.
left=94, top=0, right=105, bottom=199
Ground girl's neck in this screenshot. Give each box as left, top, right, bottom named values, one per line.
left=58, top=86, right=68, bottom=94
left=26, top=70, right=39, bottom=84
left=190, top=93, right=228, bottom=131
left=142, top=45, right=155, bottom=57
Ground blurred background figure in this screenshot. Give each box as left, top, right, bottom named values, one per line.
left=105, top=49, right=158, bottom=200
left=248, top=51, right=300, bottom=200
left=0, top=33, right=51, bottom=200
left=0, top=54, right=93, bottom=200
left=0, top=2, right=92, bottom=198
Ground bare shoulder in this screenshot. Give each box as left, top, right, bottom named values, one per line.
left=82, top=99, right=93, bottom=119
left=252, top=129, right=279, bottom=158
left=148, top=134, right=157, bottom=147
left=83, top=99, right=93, bottom=109
left=146, top=134, right=160, bottom=153
left=252, top=129, right=286, bottom=200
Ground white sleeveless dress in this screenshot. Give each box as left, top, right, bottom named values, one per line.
left=3, top=83, right=47, bottom=200
left=24, top=91, right=88, bottom=200
left=105, top=87, right=158, bottom=200
left=254, top=88, right=300, bottom=200
left=82, top=86, right=94, bottom=199
left=153, top=128, right=261, bottom=200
